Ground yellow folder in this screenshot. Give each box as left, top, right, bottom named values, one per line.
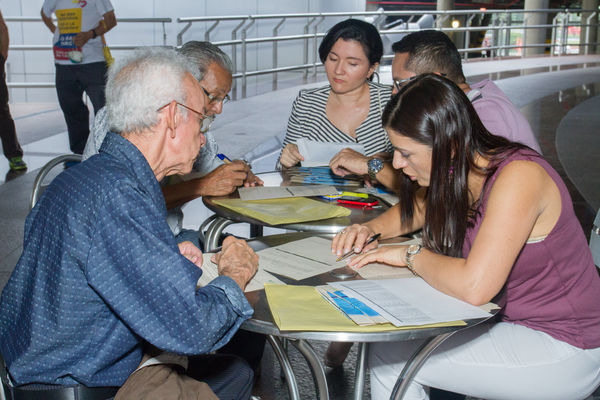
left=264, top=284, right=466, bottom=332
left=212, top=197, right=351, bottom=225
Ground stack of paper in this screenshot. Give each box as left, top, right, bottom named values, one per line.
left=286, top=166, right=363, bottom=187
left=296, top=138, right=365, bottom=167
left=238, top=185, right=338, bottom=201
left=317, top=285, right=388, bottom=326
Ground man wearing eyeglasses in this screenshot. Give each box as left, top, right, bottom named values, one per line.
left=0, top=47, right=258, bottom=399
left=329, top=30, right=541, bottom=191
left=83, top=41, right=263, bottom=248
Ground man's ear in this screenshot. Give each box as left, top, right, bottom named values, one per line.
left=165, top=101, right=179, bottom=138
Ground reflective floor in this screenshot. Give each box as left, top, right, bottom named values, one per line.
left=0, top=55, right=599, bottom=399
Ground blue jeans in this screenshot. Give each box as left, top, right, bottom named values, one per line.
left=55, top=62, right=107, bottom=154
left=175, top=228, right=201, bottom=250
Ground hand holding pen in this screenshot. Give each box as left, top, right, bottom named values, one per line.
left=336, top=232, right=381, bottom=262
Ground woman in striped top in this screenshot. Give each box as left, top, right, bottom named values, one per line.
left=279, top=19, right=393, bottom=181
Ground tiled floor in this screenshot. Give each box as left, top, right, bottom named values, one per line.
left=0, top=55, right=599, bottom=399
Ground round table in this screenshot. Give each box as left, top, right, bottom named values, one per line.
left=201, top=171, right=390, bottom=251
left=240, top=232, right=498, bottom=400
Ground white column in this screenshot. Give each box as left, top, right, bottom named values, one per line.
left=581, top=0, right=599, bottom=54
left=524, top=0, right=550, bottom=56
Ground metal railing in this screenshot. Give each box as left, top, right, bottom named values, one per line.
left=5, top=9, right=599, bottom=98
left=176, top=9, right=599, bottom=98
left=5, top=16, right=171, bottom=89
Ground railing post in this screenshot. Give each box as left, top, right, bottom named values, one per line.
left=551, top=14, right=559, bottom=56
left=504, top=12, right=512, bottom=57
left=303, top=17, right=317, bottom=80
left=522, top=18, right=528, bottom=58
left=561, top=12, right=568, bottom=55
left=162, top=22, right=167, bottom=46
left=241, top=18, right=255, bottom=98
left=231, top=19, right=247, bottom=100
left=205, top=20, right=220, bottom=42
left=272, top=18, right=286, bottom=91
left=177, top=22, right=192, bottom=46
left=465, top=13, right=476, bottom=61
left=585, top=12, right=597, bottom=55
left=313, top=16, right=325, bottom=76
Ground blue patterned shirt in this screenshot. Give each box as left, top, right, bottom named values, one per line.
left=0, top=132, right=253, bottom=387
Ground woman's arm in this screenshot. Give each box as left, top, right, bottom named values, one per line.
left=349, top=160, right=559, bottom=305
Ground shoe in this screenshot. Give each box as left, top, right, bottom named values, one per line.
left=9, top=157, right=27, bottom=171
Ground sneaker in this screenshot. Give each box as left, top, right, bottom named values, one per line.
left=9, top=157, right=27, bottom=171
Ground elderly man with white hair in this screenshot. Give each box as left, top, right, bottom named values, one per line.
left=0, top=47, right=258, bottom=399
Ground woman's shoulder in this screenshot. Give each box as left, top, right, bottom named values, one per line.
left=296, top=84, right=331, bottom=101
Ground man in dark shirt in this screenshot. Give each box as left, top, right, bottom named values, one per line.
left=0, top=47, right=258, bottom=399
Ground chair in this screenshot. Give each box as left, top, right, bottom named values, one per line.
left=591, top=208, right=600, bottom=268
left=29, top=154, right=82, bottom=210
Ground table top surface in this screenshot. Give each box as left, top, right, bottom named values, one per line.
left=202, top=170, right=390, bottom=233
left=239, top=232, right=497, bottom=343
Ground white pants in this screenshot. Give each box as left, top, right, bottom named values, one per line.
left=369, top=322, right=600, bottom=400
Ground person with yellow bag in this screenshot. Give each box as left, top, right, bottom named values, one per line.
left=41, top=0, right=116, bottom=155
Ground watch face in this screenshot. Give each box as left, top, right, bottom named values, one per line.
left=368, top=158, right=383, bottom=172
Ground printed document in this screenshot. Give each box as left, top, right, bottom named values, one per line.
left=329, top=278, right=491, bottom=327
left=296, top=138, right=365, bottom=167
left=197, top=254, right=284, bottom=292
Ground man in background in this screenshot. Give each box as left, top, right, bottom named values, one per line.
left=41, top=0, right=116, bottom=154
left=329, top=30, right=541, bottom=190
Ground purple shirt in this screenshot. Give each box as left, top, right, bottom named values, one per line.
left=463, top=149, right=600, bottom=349
left=470, top=79, right=542, bottom=154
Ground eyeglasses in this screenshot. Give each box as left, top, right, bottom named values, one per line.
left=393, top=76, right=417, bottom=92
left=157, top=101, right=214, bottom=133
left=393, top=73, right=448, bottom=92
left=201, top=87, right=231, bottom=105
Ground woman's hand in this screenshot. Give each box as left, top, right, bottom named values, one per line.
left=279, top=143, right=304, bottom=168
left=331, top=224, right=377, bottom=259
left=178, top=241, right=203, bottom=268
left=347, top=245, right=408, bottom=270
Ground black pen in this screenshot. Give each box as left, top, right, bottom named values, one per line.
left=336, top=233, right=381, bottom=262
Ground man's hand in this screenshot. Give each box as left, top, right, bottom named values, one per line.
left=243, top=169, right=264, bottom=188
left=329, top=148, right=369, bottom=177
left=212, top=236, right=258, bottom=291
left=74, top=31, right=94, bottom=48
left=178, top=241, right=203, bottom=268
left=199, top=161, right=249, bottom=196
left=279, top=143, right=303, bottom=168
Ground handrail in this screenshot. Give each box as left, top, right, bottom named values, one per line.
left=5, top=9, right=598, bottom=98
left=175, top=8, right=598, bottom=98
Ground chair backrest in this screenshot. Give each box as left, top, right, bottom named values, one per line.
left=30, top=154, right=82, bottom=210
left=591, top=209, right=600, bottom=268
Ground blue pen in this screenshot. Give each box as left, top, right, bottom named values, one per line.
left=216, top=153, right=232, bottom=164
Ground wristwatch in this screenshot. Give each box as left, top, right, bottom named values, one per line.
left=367, top=158, right=384, bottom=181
left=405, top=244, right=422, bottom=275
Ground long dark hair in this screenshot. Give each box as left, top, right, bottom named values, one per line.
left=382, top=74, right=526, bottom=256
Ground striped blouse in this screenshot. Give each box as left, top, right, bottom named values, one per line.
left=282, top=81, right=394, bottom=156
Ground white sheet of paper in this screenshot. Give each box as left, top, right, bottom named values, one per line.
left=257, top=236, right=347, bottom=280
left=238, top=185, right=338, bottom=201
left=296, top=138, right=365, bottom=167
left=329, top=278, right=491, bottom=327
left=197, top=254, right=284, bottom=292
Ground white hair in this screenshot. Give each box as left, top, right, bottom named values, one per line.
left=105, top=47, right=199, bottom=134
